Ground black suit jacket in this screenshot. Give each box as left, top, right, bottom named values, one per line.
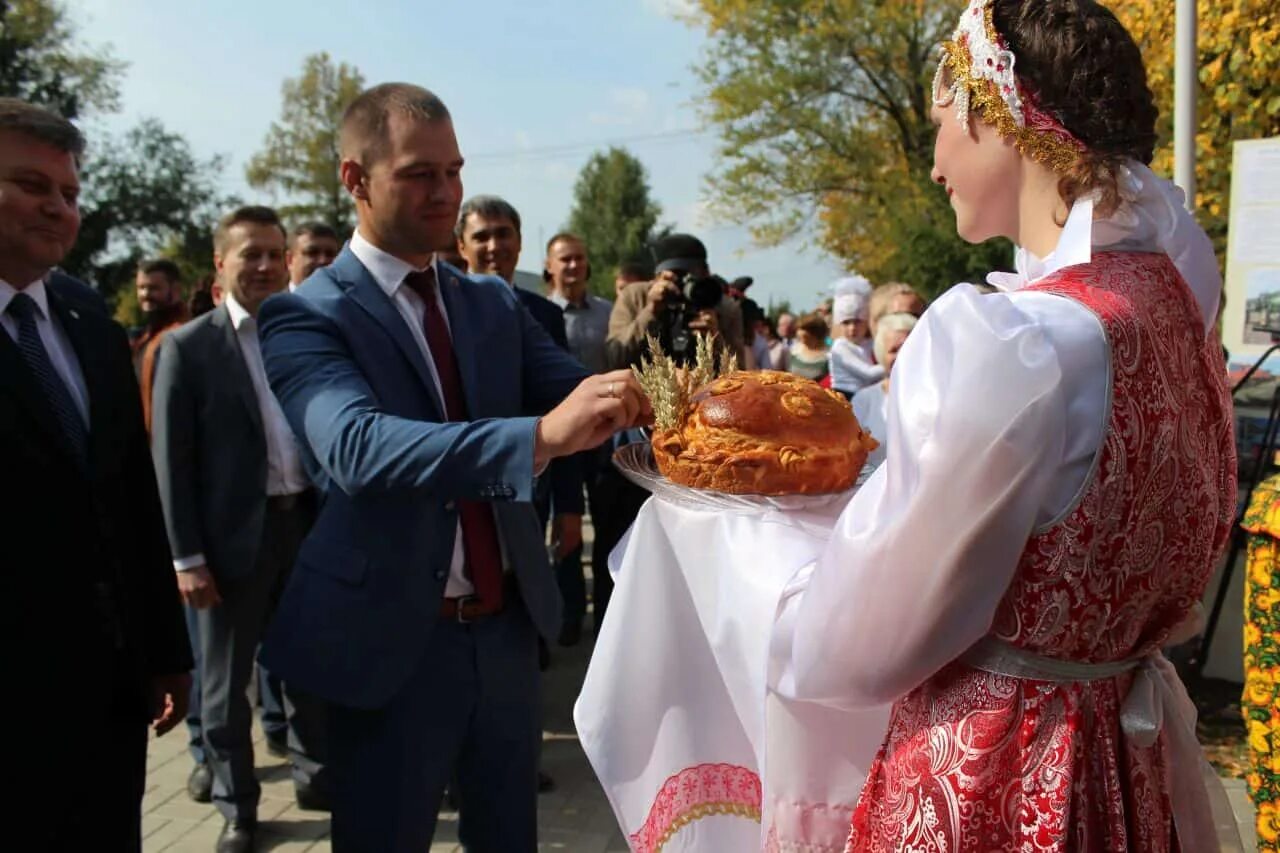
left=0, top=275, right=191, bottom=701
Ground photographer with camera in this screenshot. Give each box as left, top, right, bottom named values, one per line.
left=605, top=233, right=746, bottom=371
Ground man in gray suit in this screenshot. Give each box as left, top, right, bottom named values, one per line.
left=152, top=205, right=327, bottom=853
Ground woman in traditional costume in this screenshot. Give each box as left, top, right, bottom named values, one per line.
left=775, top=0, right=1237, bottom=849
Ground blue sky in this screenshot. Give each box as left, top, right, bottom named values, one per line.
left=67, top=0, right=846, bottom=310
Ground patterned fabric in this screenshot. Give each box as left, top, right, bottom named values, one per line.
left=1240, top=475, right=1280, bottom=851
left=630, top=763, right=762, bottom=852
left=848, top=252, right=1237, bottom=852
left=6, top=291, right=89, bottom=465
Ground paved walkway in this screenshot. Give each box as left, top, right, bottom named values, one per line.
left=141, top=631, right=627, bottom=852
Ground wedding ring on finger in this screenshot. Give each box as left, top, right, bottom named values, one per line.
left=608, top=381, right=618, bottom=398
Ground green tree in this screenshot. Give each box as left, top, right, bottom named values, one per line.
left=62, top=118, right=230, bottom=307
left=566, top=147, right=667, bottom=298
left=246, top=52, right=364, bottom=232
left=1109, top=0, right=1280, bottom=265
left=688, top=0, right=1009, bottom=298
left=0, top=0, right=122, bottom=118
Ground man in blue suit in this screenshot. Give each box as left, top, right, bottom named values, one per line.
left=256, top=82, right=648, bottom=852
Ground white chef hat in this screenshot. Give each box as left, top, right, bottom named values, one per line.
left=830, top=274, right=873, bottom=298
left=833, top=292, right=869, bottom=324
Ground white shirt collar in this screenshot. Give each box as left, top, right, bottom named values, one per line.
left=0, top=276, right=51, bottom=320
left=987, top=197, right=1094, bottom=292
left=224, top=292, right=254, bottom=331
left=349, top=229, right=437, bottom=299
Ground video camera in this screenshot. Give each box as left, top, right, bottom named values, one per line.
left=657, top=271, right=725, bottom=365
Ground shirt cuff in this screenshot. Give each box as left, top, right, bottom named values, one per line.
left=173, top=554, right=206, bottom=572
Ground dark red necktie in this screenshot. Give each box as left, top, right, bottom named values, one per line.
left=403, top=268, right=504, bottom=609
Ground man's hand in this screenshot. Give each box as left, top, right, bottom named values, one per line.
left=150, top=672, right=191, bottom=737
left=176, top=565, right=222, bottom=609
left=535, top=370, right=652, bottom=469
left=551, top=513, right=583, bottom=560
left=645, top=279, right=677, bottom=311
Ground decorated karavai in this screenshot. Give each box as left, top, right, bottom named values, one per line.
left=633, top=332, right=876, bottom=496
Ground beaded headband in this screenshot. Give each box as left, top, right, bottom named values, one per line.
left=933, top=0, right=1086, bottom=173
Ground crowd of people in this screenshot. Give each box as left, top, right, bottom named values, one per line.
left=3, top=74, right=927, bottom=851
left=1, top=0, right=1251, bottom=848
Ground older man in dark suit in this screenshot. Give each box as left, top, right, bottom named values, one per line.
left=151, top=205, right=328, bottom=853
left=0, top=98, right=191, bottom=851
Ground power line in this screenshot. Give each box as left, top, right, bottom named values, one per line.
left=466, top=127, right=709, bottom=163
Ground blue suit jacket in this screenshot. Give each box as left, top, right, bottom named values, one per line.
left=256, top=249, right=589, bottom=709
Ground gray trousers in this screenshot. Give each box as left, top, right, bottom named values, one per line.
left=196, top=498, right=328, bottom=822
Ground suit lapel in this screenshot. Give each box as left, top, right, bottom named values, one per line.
left=437, top=266, right=485, bottom=418
left=335, top=249, right=445, bottom=420
left=209, top=304, right=264, bottom=436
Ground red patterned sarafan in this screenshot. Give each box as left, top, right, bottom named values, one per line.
left=847, top=252, right=1237, bottom=852
left=631, top=762, right=763, bottom=852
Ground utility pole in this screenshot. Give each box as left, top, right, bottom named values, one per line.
left=1174, top=0, right=1197, bottom=212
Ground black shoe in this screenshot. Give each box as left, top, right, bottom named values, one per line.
left=264, top=733, right=288, bottom=759
left=537, top=770, right=556, bottom=794
left=558, top=622, right=582, bottom=647
left=216, top=819, right=257, bottom=853
left=294, top=780, right=332, bottom=812
left=186, top=762, right=212, bottom=804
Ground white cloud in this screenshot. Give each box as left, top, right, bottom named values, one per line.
left=588, top=87, right=653, bottom=126
left=641, top=0, right=698, bottom=18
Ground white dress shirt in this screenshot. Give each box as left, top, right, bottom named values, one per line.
left=173, top=293, right=311, bottom=572
left=348, top=229, right=472, bottom=597
left=0, top=277, right=90, bottom=426
left=223, top=293, right=310, bottom=497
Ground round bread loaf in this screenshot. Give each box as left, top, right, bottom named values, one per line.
left=652, top=370, right=878, bottom=495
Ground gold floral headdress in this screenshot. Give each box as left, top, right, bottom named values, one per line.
left=934, top=0, right=1086, bottom=173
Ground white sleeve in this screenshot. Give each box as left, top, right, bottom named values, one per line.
left=829, top=338, right=885, bottom=390
left=775, top=285, right=1100, bottom=709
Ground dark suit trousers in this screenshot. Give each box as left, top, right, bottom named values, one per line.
left=587, top=455, right=649, bottom=629
left=328, top=605, right=541, bottom=852
left=28, top=650, right=148, bottom=851
left=197, top=499, right=328, bottom=821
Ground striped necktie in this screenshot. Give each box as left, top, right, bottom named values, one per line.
left=7, top=291, right=88, bottom=465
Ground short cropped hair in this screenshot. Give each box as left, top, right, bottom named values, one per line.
left=455, top=195, right=521, bottom=240
left=340, top=83, right=451, bottom=166
left=0, top=97, right=85, bottom=158
left=138, top=258, right=182, bottom=283
left=213, top=205, right=286, bottom=255
left=290, top=220, right=340, bottom=248
left=545, top=231, right=584, bottom=254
